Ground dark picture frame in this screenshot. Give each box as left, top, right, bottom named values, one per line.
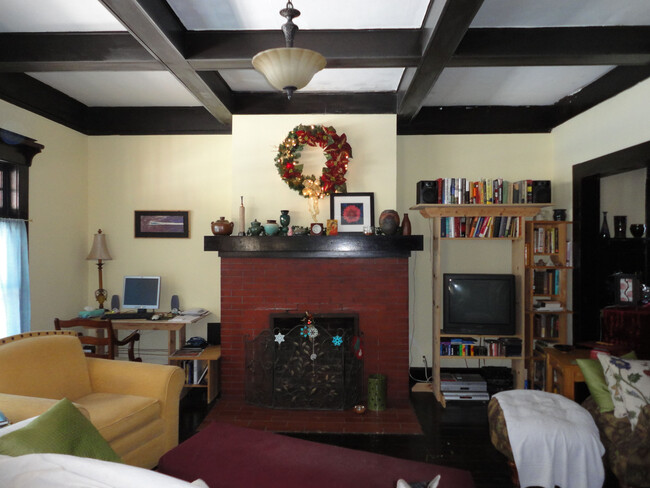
left=135, top=211, right=189, bottom=238
left=615, top=274, right=640, bottom=305
left=330, top=192, right=374, bottom=234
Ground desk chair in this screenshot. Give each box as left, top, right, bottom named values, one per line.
left=54, top=318, right=141, bottom=361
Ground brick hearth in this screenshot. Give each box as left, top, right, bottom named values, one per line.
left=220, top=257, right=411, bottom=406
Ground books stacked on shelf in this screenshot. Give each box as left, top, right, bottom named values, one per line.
left=440, top=215, right=520, bottom=238
left=170, top=347, right=203, bottom=357
left=420, top=178, right=542, bottom=205
left=179, top=360, right=208, bottom=385
left=533, top=314, right=560, bottom=339
left=441, top=337, right=521, bottom=357
left=532, top=226, right=561, bottom=254
left=485, top=338, right=523, bottom=357
left=440, top=338, right=487, bottom=356
left=533, top=270, right=561, bottom=295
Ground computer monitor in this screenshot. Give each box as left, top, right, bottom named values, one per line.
left=122, top=276, right=161, bottom=313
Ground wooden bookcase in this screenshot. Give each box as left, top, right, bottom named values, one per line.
left=524, top=220, right=573, bottom=390
left=169, top=345, right=221, bottom=404
left=411, top=204, right=546, bottom=406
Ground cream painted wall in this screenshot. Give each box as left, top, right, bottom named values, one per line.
left=87, top=135, right=231, bottom=361
left=231, top=115, right=397, bottom=229
left=397, top=135, right=553, bottom=366
left=1, top=100, right=88, bottom=331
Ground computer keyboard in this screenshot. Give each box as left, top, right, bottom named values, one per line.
left=102, top=312, right=154, bottom=320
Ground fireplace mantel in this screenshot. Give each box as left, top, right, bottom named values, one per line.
left=204, top=235, right=423, bottom=258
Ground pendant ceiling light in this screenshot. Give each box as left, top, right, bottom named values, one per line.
left=252, top=1, right=326, bottom=100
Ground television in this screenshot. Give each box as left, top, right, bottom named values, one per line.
left=122, top=276, right=161, bottom=313
left=443, top=273, right=516, bottom=335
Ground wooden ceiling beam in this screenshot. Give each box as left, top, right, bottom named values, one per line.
left=97, top=0, right=233, bottom=125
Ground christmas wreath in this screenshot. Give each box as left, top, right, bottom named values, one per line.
left=274, top=124, right=352, bottom=199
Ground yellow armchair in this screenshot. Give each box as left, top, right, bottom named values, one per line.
left=0, top=331, right=184, bottom=469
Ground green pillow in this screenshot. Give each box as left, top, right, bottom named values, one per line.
left=0, top=398, right=122, bottom=463
left=577, top=350, right=637, bottom=413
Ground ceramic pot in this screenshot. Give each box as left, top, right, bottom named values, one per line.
left=247, top=219, right=264, bottom=236
left=263, top=220, right=280, bottom=236
left=553, top=209, right=566, bottom=221
left=630, top=224, right=645, bottom=238
left=211, top=217, right=234, bottom=235
left=401, top=213, right=412, bottom=236
left=379, top=209, right=400, bottom=235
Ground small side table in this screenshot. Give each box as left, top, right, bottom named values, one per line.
left=169, top=345, right=221, bottom=404
left=544, top=347, right=591, bottom=400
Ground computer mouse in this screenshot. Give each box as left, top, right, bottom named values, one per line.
left=151, top=314, right=160, bottom=320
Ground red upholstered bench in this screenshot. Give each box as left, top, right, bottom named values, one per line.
left=158, top=422, right=475, bottom=488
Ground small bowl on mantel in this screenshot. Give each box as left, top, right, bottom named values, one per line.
left=353, top=404, right=366, bottom=414
left=630, top=224, right=645, bottom=238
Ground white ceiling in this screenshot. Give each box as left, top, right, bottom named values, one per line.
left=1, top=0, right=649, bottom=112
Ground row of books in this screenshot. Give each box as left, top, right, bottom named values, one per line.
left=532, top=227, right=561, bottom=254
left=533, top=313, right=560, bottom=339
left=533, top=269, right=562, bottom=296
left=440, top=216, right=520, bottom=238
left=423, top=178, right=539, bottom=205
left=440, top=338, right=522, bottom=357
left=179, top=359, right=208, bottom=385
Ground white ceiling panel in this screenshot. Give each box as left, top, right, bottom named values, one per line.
left=425, top=66, right=615, bottom=106
left=472, top=0, right=650, bottom=27
left=220, top=68, right=404, bottom=93
left=0, top=0, right=125, bottom=32
left=166, top=0, right=431, bottom=30
left=26, top=72, right=201, bottom=107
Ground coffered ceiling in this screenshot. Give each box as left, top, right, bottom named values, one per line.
left=1, top=0, right=649, bottom=135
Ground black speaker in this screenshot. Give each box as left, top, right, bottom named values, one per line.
left=171, top=295, right=180, bottom=314
left=417, top=180, right=437, bottom=204
left=110, top=295, right=120, bottom=312
left=207, top=322, right=221, bottom=345
left=532, top=180, right=551, bottom=203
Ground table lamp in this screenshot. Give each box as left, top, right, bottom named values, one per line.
left=86, top=229, right=112, bottom=309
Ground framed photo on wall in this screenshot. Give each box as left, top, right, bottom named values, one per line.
left=615, top=274, right=640, bottom=305
left=329, top=192, right=374, bottom=234
left=135, top=211, right=189, bottom=238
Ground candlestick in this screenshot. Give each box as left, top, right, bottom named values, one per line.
left=239, top=196, right=245, bottom=235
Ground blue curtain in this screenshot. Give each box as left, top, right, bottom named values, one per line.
left=0, top=218, right=30, bottom=337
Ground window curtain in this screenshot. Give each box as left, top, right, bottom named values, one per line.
left=0, top=218, right=30, bottom=337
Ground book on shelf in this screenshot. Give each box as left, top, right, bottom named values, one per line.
left=420, top=177, right=544, bottom=205
left=171, top=347, right=203, bottom=357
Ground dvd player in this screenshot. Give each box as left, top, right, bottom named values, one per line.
left=440, top=373, right=487, bottom=392
left=443, top=391, right=490, bottom=401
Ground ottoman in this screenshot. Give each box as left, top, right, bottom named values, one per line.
left=158, top=421, right=475, bottom=488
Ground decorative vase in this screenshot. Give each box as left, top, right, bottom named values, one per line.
left=379, top=209, right=400, bottom=236
left=401, top=213, right=412, bottom=236
left=210, top=217, right=234, bottom=235
left=553, top=209, right=566, bottom=221
left=279, top=210, right=290, bottom=235
left=599, top=211, right=610, bottom=239
left=263, top=220, right=279, bottom=236
left=630, top=224, right=646, bottom=238
left=614, top=215, right=627, bottom=238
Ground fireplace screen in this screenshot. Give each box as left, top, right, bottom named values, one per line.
left=245, top=313, right=362, bottom=410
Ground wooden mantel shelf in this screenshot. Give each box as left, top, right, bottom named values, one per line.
left=411, top=203, right=549, bottom=218
left=204, top=234, right=423, bottom=258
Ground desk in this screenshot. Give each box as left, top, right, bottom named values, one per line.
left=544, top=347, right=591, bottom=400
left=110, top=312, right=209, bottom=361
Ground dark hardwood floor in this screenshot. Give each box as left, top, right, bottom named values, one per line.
left=179, top=389, right=515, bottom=487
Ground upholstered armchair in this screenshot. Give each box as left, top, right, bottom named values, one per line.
left=0, top=331, right=185, bottom=468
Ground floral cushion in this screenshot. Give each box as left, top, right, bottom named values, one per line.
left=597, top=353, right=650, bottom=430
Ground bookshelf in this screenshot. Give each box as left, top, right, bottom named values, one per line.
left=169, top=345, right=221, bottom=403
left=524, top=220, right=573, bottom=390
left=411, top=203, right=546, bottom=406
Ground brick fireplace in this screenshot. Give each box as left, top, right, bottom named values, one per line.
left=205, top=235, right=422, bottom=407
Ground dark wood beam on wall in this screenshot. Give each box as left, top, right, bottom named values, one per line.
left=451, top=27, right=650, bottom=67
left=0, top=33, right=159, bottom=72
left=398, top=0, right=484, bottom=122
left=98, top=0, right=233, bottom=125
left=233, top=92, right=396, bottom=115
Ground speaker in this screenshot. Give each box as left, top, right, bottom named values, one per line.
left=207, top=322, right=221, bottom=345
left=110, top=295, right=120, bottom=312
left=417, top=180, right=437, bottom=204
left=532, top=180, right=551, bottom=203
left=171, top=295, right=180, bottom=314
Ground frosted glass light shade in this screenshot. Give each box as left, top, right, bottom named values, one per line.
left=252, top=47, right=326, bottom=93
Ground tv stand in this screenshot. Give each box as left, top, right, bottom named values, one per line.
left=411, top=203, right=545, bottom=406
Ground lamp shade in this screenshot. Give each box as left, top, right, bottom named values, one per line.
left=86, top=229, right=112, bottom=261
left=252, top=47, right=326, bottom=92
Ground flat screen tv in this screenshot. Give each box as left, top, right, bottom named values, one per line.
left=443, top=273, right=516, bottom=335
left=122, top=276, right=161, bottom=312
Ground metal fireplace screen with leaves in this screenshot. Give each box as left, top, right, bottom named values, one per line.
left=245, top=313, right=363, bottom=410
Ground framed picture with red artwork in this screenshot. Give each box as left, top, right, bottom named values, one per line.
left=615, top=274, right=640, bottom=306
left=329, top=192, right=374, bottom=234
